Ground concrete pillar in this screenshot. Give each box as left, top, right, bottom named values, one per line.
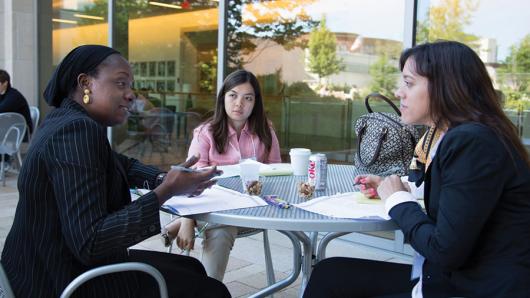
left=1, top=0, right=37, bottom=106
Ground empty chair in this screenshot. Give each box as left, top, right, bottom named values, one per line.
left=0, top=112, right=27, bottom=186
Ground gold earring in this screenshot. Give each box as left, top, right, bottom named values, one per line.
left=83, top=89, right=90, bottom=104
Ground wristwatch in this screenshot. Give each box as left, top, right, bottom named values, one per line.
left=155, top=172, right=167, bottom=187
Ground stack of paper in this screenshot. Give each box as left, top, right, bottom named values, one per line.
left=295, top=192, right=390, bottom=220
left=162, top=185, right=267, bottom=215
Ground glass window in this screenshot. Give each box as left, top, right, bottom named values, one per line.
left=52, top=0, right=108, bottom=66
left=417, top=0, right=530, bottom=151
left=112, top=0, right=219, bottom=168
left=226, top=0, right=406, bottom=163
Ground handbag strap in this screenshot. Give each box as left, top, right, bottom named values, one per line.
left=364, top=93, right=401, bottom=116
left=356, top=124, right=388, bottom=167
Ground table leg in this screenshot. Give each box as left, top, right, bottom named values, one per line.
left=248, top=231, right=302, bottom=298
left=291, top=231, right=313, bottom=298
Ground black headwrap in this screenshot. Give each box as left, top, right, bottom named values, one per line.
left=43, top=44, right=119, bottom=107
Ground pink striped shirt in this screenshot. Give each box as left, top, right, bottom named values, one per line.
left=187, top=122, right=282, bottom=168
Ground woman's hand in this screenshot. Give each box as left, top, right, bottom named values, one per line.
left=176, top=218, right=196, bottom=251
left=154, top=154, right=222, bottom=204
left=377, top=175, right=408, bottom=202
left=354, top=175, right=382, bottom=198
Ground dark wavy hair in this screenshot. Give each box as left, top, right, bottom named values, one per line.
left=0, top=69, right=11, bottom=88
left=209, top=70, right=273, bottom=156
left=400, top=40, right=530, bottom=166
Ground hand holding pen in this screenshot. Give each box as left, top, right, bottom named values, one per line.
left=353, top=175, right=382, bottom=199
left=353, top=167, right=402, bottom=199
left=153, top=154, right=222, bottom=204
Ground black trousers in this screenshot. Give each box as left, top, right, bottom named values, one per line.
left=303, top=257, right=416, bottom=298
left=128, top=249, right=231, bottom=298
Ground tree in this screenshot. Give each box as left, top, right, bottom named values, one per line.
left=307, top=16, right=344, bottom=82
left=416, top=0, right=479, bottom=48
left=498, top=34, right=530, bottom=110
left=369, top=53, right=399, bottom=97
left=226, top=0, right=318, bottom=72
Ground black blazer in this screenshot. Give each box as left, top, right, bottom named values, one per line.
left=1, top=99, right=164, bottom=297
left=0, top=86, right=33, bottom=139
left=390, top=123, right=530, bottom=297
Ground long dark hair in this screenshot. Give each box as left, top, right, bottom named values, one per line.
left=209, top=69, right=273, bottom=155
left=400, top=40, right=530, bottom=166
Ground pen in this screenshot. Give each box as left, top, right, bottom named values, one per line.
left=171, top=165, right=211, bottom=173
left=263, top=195, right=291, bottom=209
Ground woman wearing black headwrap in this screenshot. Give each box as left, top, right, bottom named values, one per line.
left=1, top=45, right=231, bottom=297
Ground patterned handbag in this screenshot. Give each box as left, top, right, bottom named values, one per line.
left=353, top=93, right=420, bottom=176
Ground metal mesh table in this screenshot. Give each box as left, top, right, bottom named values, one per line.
left=191, top=164, right=398, bottom=297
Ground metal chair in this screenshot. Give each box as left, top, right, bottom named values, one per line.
left=0, top=262, right=168, bottom=298
left=29, top=106, right=40, bottom=140
left=174, top=111, right=202, bottom=146
left=0, top=113, right=27, bottom=186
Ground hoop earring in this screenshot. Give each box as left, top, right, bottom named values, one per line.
left=83, top=89, right=91, bottom=104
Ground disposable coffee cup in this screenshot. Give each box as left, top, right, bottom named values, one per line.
left=289, top=148, right=311, bottom=176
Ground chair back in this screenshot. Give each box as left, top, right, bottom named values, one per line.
left=0, top=113, right=27, bottom=156
left=29, top=106, right=40, bottom=134
left=177, top=111, right=202, bottom=146
left=0, top=262, right=15, bottom=298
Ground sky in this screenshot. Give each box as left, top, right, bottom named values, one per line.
left=303, top=0, right=529, bottom=61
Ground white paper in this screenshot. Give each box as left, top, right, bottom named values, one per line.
left=295, top=192, right=390, bottom=220
left=161, top=185, right=267, bottom=215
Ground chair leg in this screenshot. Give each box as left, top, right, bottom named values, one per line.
left=262, top=230, right=276, bottom=287
left=17, top=152, right=23, bottom=168
left=1, top=156, right=5, bottom=187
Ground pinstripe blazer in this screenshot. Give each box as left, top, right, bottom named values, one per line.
left=1, top=99, right=164, bottom=297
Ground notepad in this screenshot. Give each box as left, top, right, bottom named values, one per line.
left=294, top=192, right=389, bottom=219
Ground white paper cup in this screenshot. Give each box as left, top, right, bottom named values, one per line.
left=289, top=148, right=311, bottom=176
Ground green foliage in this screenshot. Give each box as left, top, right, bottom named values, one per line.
left=199, top=54, right=217, bottom=93
left=307, top=17, right=344, bottom=81
left=416, top=0, right=479, bottom=49
left=369, top=54, right=399, bottom=96
left=502, top=34, right=530, bottom=74
left=498, top=34, right=530, bottom=109
left=284, top=82, right=316, bottom=97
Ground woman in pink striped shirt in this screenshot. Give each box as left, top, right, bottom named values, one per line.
left=163, top=70, right=281, bottom=281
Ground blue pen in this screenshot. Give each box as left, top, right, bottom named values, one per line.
left=263, top=195, right=291, bottom=209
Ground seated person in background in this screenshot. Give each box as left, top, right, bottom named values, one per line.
left=134, top=87, right=155, bottom=112
left=162, top=69, right=281, bottom=281
left=1, top=45, right=230, bottom=298
left=0, top=69, right=33, bottom=136
left=0, top=69, right=33, bottom=167
left=304, top=41, right=530, bottom=298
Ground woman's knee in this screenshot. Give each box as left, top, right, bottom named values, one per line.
left=203, top=226, right=238, bottom=246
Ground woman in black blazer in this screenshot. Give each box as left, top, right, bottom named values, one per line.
left=1, top=45, right=230, bottom=297
left=304, top=41, right=530, bottom=297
